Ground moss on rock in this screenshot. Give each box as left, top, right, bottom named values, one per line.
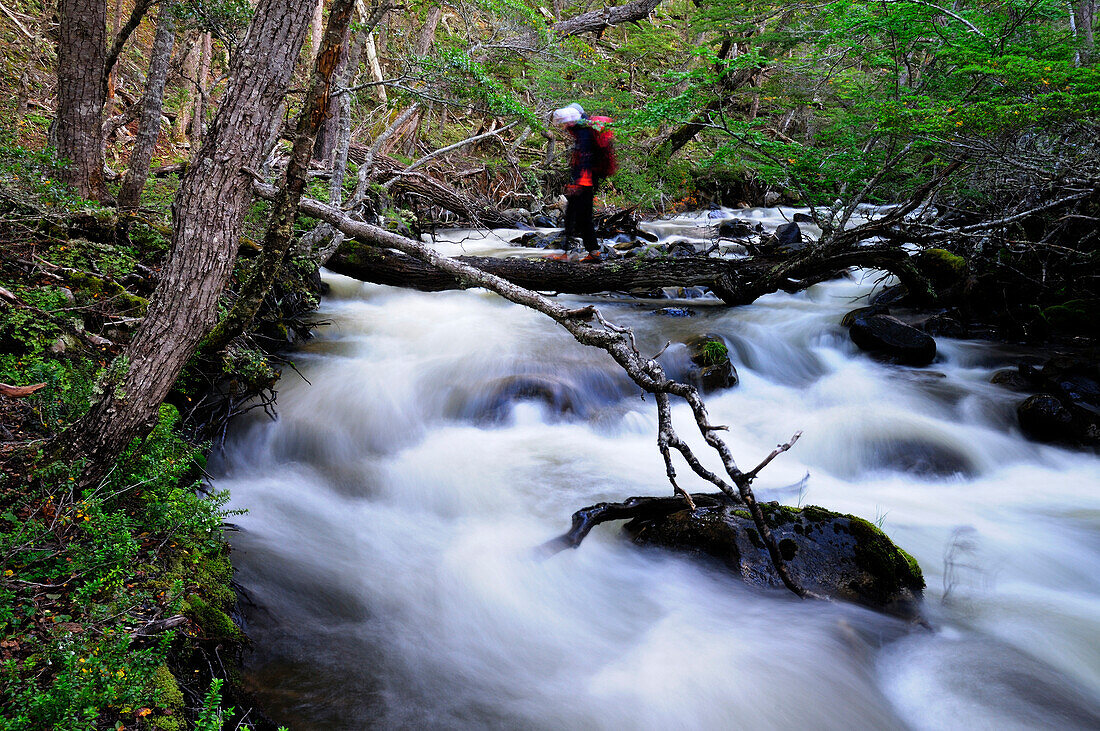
left=629, top=501, right=925, bottom=618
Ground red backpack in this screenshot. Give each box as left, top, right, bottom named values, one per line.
left=587, top=115, right=619, bottom=178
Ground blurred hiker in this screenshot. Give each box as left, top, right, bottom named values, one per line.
left=549, top=103, right=617, bottom=263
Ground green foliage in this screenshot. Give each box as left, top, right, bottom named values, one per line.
left=0, top=393, right=236, bottom=730
left=698, top=338, right=729, bottom=366
left=173, top=0, right=254, bottom=42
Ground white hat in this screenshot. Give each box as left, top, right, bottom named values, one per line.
left=552, top=106, right=582, bottom=125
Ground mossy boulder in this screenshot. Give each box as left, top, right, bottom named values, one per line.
left=184, top=594, right=243, bottom=642
left=1041, top=299, right=1098, bottom=336
left=914, top=248, right=967, bottom=290
left=685, top=334, right=738, bottom=392
left=626, top=502, right=924, bottom=618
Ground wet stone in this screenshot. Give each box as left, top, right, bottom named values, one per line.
left=626, top=502, right=925, bottom=618
left=651, top=307, right=697, bottom=318
left=849, top=314, right=937, bottom=367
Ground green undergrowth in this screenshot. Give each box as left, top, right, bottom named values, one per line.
left=0, top=165, right=265, bottom=728
left=0, top=399, right=244, bottom=730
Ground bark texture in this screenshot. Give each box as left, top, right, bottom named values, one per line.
left=118, top=2, right=177, bottom=211
left=60, top=0, right=315, bottom=487
left=56, top=0, right=107, bottom=200
left=206, top=0, right=356, bottom=351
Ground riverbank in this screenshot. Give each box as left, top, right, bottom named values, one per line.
left=0, top=181, right=293, bottom=728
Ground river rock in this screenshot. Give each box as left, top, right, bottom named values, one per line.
left=651, top=307, right=696, bottom=318
left=760, top=222, right=805, bottom=253
left=668, top=242, right=698, bottom=258
left=1017, top=394, right=1077, bottom=442
left=717, top=219, right=755, bottom=239
left=792, top=212, right=815, bottom=223
left=920, top=311, right=967, bottom=338
left=626, top=502, right=925, bottom=618
left=849, top=314, right=937, bottom=366
left=1019, top=355, right=1100, bottom=446
left=686, top=334, right=738, bottom=392
left=532, top=215, right=558, bottom=228
left=990, top=365, right=1039, bottom=392
left=460, top=375, right=584, bottom=423
left=841, top=305, right=885, bottom=328
left=870, top=284, right=910, bottom=307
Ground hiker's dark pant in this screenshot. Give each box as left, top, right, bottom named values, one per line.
left=564, top=186, right=598, bottom=253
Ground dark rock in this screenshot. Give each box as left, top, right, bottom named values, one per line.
left=515, top=233, right=569, bottom=250
left=1041, top=355, right=1100, bottom=411
left=920, top=311, right=967, bottom=338
left=457, top=375, right=584, bottom=423
left=652, top=307, right=696, bottom=318
left=864, top=438, right=976, bottom=479
left=761, top=222, right=805, bottom=253
left=870, top=284, right=910, bottom=307
left=627, top=502, right=925, bottom=618
left=668, top=242, right=698, bottom=258
left=685, top=334, right=738, bottom=392
left=991, top=367, right=1037, bottom=392
left=913, top=248, right=968, bottom=290
left=792, top=212, right=815, bottom=223
left=532, top=215, right=557, bottom=228
left=849, top=314, right=937, bottom=366
left=1018, top=394, right=1076, bottom=443
left=509, top=232, right=538, bottom=246
left=717, top=219, right=754, bottom=239
left=841, top=306, right=885, bottom=328
left=612, top=238, right=646, bottom=252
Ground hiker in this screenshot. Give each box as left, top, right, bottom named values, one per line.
left=549, top=103, right=616, bottom=262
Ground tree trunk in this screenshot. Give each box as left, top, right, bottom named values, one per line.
left=59, top=0, right=315, bottom=488
left=312, top=19, right=351, bottom=162
left=118, top=2, right=176, bottom=211
left=310, top=0, right=325, bottom=61
left=192, top=32, right=212, bottom=147
left=322, top=228, right=925, bottom=306
left=56, top=0, right=107, bottom=200
left=205, top=0, right=356, bottom=352
left=415, top=6, right=442, bottom=56
left=175, top=34, right=200, bottom=141
left=364, top=31, right=387, bottom=103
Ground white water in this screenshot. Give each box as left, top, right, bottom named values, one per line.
left=212, top=209, right=1100, bottom=730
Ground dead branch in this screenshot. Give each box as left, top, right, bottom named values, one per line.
left=0, top=383, right=47, bottom=398
left=537, top=494, right=731, bottom=556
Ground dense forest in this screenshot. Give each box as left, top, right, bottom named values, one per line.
left=0, top=0, right=1097, bottom=727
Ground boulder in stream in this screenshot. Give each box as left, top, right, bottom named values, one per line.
left=848, top=313, right=937, bottom=366
left=626, top=501, right=925, bottom=618
left=716, top=219, right=755, bottom=239
left=685, top=335, right=738, bottom=392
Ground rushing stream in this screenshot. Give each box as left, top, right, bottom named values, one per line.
left=210, top=209, right=1100, bottom=729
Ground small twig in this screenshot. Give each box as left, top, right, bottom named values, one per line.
left=744, top=431, right=803, bottom=482
left=0, top=1, right=34, bottom=40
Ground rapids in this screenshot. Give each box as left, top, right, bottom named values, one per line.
left=211, top=209, right=1100, bottom=729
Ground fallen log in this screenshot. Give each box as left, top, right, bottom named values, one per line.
left=325, top=236, right=926, bottom=306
